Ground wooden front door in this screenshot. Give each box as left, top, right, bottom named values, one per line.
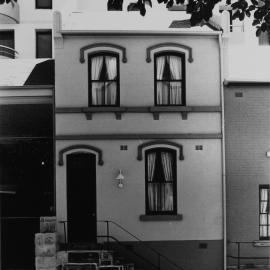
left=66, top=153, right=97, bottom=243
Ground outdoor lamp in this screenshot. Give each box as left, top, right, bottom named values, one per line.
left=115, top=170, right=124, bottom=188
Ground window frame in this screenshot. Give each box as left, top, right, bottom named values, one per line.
left=88, top=52, right=120, bottom=107
left=145, top=147, right=177, bottom=215
left=35, top=29, right=52, bottom=59
left=0, top=30, right=15, bottom=59
left=35, top=0, right=52, bottom=9
left=154, top=51, right=186, bottom=106
left=259, top=185, right=270, bottom=240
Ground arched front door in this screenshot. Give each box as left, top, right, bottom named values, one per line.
left=66, top=152, right=97, bottom=243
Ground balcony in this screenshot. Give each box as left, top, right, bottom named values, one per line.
left=0, top=45, right=18, bottom=59
left=0, top=1, right=20, bottom=24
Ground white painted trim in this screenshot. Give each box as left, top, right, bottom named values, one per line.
left=60, top=30, right=221, bottom=37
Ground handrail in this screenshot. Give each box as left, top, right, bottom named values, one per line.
left=97, top=235, right=159, bottom=270
left=98, top=220, right=184, bottom=270
left=0, top=216, right=40, bottom=220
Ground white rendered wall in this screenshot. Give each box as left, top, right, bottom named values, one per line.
left=56, top=139, right=223, bottom=242
left=55, top=33, right=223, bottom=242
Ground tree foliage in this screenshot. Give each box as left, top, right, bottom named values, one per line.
left=108, top=0, right=270, bottom=35
left=0, top=0, right=17, bottom=4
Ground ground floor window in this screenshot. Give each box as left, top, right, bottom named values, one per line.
left=145, top=148, right=177, bottom=215
left=259, top=185, right=270, bottom=240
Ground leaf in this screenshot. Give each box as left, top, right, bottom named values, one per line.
left=128, top=2, right=141, bottom=11
left=252, top=19, right=261, bottom=25
left=251, top=0, right=258, bottom=5
left=166, top=0, right=174, bottom=8
left=261, top=22, right=267, bottom=31
left=239, top=12, right=244, bottom=21
left=232, top=10, right=240, bottom=20
left=144, top=0, right=152, bottom=7
left=248, top=5, right=255, bottom=11
left=245, top=10, right=251, bottom=17
left=231, top=2, right=240, bottom=9
left=256, top=26, right=262, bottom=36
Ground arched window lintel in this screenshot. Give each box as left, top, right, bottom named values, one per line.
left=146, top=43, right=193, bottom=63
left=58, top=144, right=104, bottom=166
left=80, top=43, right=127, bottom=63
left=137, top=140, right=184, bottom=161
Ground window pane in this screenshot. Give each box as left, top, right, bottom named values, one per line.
left=169, top=82, right=182, bottom=105
left=260, top=202, right=269, bottom=213
left=168, top=55, right=182, bottom=80
left=91, top=82, right=104, bottom=105
left=104, top=56, right=117, bottom=80
left=260, top=214, right=268, bottom=225
left=104, top=82, right=117, bottom=105
left=157, top=82, right=169, bottom=105
left=260, top=226, right=268, bottom=237
left=36, top=31, right=52, bottom=58
left=36, top=0, right=52, bottom=9
left=148, top=183, right=159, bottom=212
left=0, top=31, right=15, bottom=58
left=161, top=183, right=173, bottom=211
left=260, top=188, right=268, bottom=201
left=156, top=56, right=166, bottom=80
left=146, top=149, right=176, bottom=214
left=91, top=56, right=104, bottom=80
left=157, top=82, right=182, bottom=105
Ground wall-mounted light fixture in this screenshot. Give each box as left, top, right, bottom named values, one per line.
left=115, top=170, right=124, bottom=188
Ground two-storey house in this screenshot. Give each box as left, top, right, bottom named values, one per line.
left=54, top=6, right=225, bottom=270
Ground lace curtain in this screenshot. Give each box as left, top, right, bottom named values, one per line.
left=147, top=151, right=174, bottom=212
left=91, top=55, right=117, bottom=105
left=156, top=55, right=182, bottom=105
left=260, top=188, right=269, bottom=237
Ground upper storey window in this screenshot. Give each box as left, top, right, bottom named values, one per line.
left=36, top=30, right=52, bottom=58
left=36, top=0, right=52, bottom=9
left=154, top=52, right=185, bottom=106
left=88, top=53, right=119, bottom=106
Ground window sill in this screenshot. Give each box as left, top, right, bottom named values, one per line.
left=139, top=214, right=183, bottom=221
left=253, top=240, right=270, bottom=247
left=82, top=107, right=125, bottom=120
left=55, top=106, right=222, bottom=120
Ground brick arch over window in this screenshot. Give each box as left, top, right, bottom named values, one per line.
left=79, top=43, right=127, bottom=63
left=137, top=140, right=184, bottom=161
left=146, top=42, right=193, bottom=63
left=58, top=144, right=104, bottom=166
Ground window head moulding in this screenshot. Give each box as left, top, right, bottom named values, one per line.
left=79, top=43, right=127, bottom=64
left=137, top=140, right=184, bottom=161
left=58, top=144, right=104, bottom=166
left=146, top=43, right=193, bottom=63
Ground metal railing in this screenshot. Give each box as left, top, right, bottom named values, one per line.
left=0, top=45, right=18, bottom=59
left=59, top=219, right=185, bottom=270
left=227, top=241, right=270, bottom=269
left=98, top=220, right=184, bottom=270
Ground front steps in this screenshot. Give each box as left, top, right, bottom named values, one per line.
left=60, top=249, right=136, bottom=270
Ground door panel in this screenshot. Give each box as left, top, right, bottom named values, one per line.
left=67, top=153, right=97, bottom=243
